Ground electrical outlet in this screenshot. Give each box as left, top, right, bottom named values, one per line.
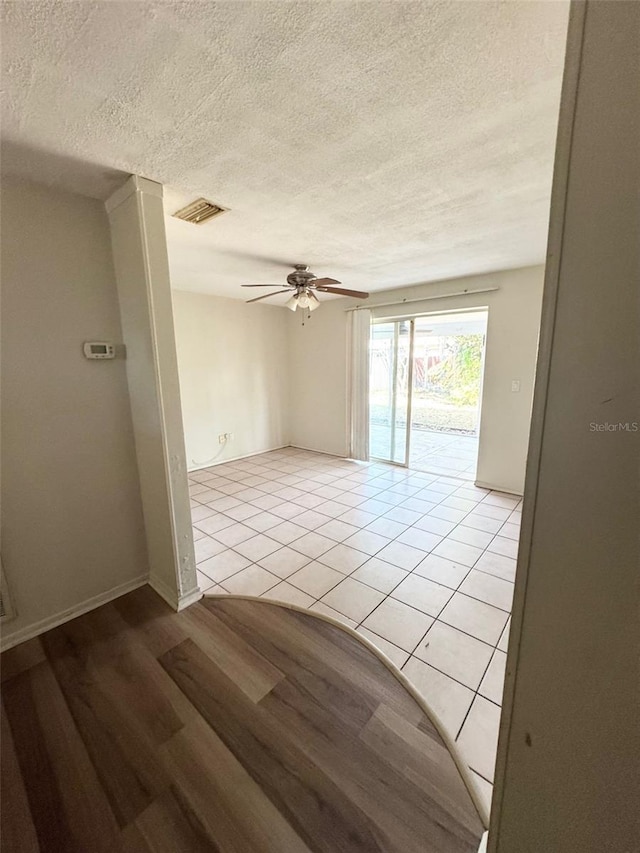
left=227, top=432, right=234, bottom=442
left=218, top=434, right=227, bottom=444
left=511, top=380, right=521, bottom=393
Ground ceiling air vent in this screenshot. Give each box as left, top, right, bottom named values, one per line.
left=172, top=198, right=227, bottom=224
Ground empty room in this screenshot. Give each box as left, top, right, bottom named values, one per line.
left=162, top=2, right=556, bottom=811
left=1, top=2, right=637, bottom=852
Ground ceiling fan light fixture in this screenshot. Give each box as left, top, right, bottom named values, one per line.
left=242, top=265, right=368, bottom=315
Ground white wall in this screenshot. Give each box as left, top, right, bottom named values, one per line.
left=491, top=3, right=639, bottom=850
left=106, top=177, right=197, bottom=610
left=172, top=291, right=290, bottom=468
left=288, top=301, right=350, bottom=457
left=1, top=179, right=148, bottom=648
left=289, top=267, right=544, bottom=493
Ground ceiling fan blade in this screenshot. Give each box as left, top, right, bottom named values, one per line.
left=311, top=277, right=341, bottom=287
left=246, top=290, right=292, bottom=303
left=241, top=284, right=284, bottom=287
left=314, top=286, right=369, bottom=298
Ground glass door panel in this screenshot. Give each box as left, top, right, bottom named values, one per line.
left=369, top=320, right=413, bottom=465
left=409, top=312, right=487, bottom=478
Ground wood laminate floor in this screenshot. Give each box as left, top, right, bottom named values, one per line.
left=1, top=586, right=484, bottom=852
left=190, top=446, right=518, bottom=810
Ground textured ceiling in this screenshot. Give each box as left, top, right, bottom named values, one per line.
left=1, top=1, right=568, bottom=300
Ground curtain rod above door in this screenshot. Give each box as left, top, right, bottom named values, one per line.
left=345, top=286, right=500, bottom=312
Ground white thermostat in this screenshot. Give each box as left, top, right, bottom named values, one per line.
left=83, top=342, right=115, bottom=359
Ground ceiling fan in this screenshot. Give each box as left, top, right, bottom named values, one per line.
left=242, top=264, right=369, bottom=313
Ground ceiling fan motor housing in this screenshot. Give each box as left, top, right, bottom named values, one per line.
left=287, top=264, right=316, bottom=289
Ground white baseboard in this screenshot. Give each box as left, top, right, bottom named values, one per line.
left=288, top=444, right=349, bottom=459
left=189, top=443, right=354, bottom=471
left=0, top=574, right=149, bottom=652
left=149, top=575, right=202, bottom=611
left=188, top=443, right=292, bottom=473
left=176, top=587, right=204, bottom=611
left=474, top=479, right=523, bottom=497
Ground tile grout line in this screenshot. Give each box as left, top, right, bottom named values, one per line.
left=194, top=465, right=519, bottom=563
left=192, top=457, right=518, bottom=622
left=196, top=490, right=516, bottom=623
left=201, top=523, right=514, bottom=623
left=191, top=449, right=517, bottom=747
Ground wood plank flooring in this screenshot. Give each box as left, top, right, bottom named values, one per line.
left=1, top=586, right=484, bottom=852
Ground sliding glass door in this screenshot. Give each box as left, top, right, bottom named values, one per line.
left=369, top=310, right=487, bottom=473
left=369, top=320, right=414, bottom=465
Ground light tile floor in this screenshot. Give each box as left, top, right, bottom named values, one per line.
left=189, top=447, right=520, bottom=815
left=370, top=426, right=479, bottom=480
